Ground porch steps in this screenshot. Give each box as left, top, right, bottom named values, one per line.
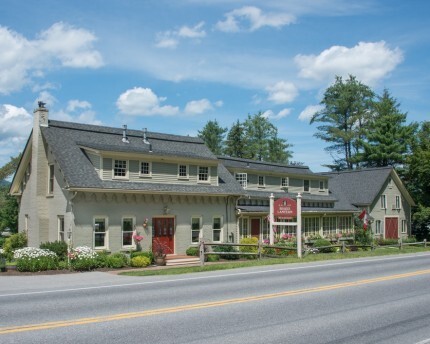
left=165, top=255, right=200, bottom=266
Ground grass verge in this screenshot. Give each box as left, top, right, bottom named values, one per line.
left=119, top=246, right=430, bottom=277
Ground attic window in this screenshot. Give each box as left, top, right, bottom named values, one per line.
left=113, top=159, right=128, bottom=179
left=48, top=164, right=54, bottom=195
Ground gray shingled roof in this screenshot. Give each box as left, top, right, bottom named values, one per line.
left=321, top=167, right=393, bottom=207
left=218, top=156, right=317, bottom=176
left=41, top=120, right=244, bottom=195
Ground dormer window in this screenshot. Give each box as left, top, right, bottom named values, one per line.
left=304, top=179, right=310, bottom=192
left=140, top=161, right=152, bottom=177
left=235, top=173, right=247, bottom=188
left=258, top=175, right=265, bottom=188
left=281, top=177, right=289, bottom=188
left=198, top=166, right=210, bottom=182
left=178, top=164, right=189, bottom=179
left=319, top=180, right=325, bottom=191
left=113, top=159, right=128, bottom=179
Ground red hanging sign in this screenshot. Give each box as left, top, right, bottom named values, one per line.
left=274, top=198, right=297, bottom=219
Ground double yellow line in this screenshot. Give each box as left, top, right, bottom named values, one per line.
left=2, top=269, right=430, bottom=335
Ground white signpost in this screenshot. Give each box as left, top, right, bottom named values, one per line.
left=269, top=193, right=302, bottom=258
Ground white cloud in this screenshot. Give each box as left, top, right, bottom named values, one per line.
left=156, top=22, right=206, bottom=49
left=214, top=100, right=223, bottom=107
left=0, top=23, right=103, bottom=94
left=184, top=99, right=213, bottom=115
left=298, top=104, right=324, bottom=122
left=215, top=6, right=295, bottom=32
left=295, top=41, right=403, bottom=86
left=266, top=81, right=298, bottom=104
left=67, top=100, right=92, bottom=112
left=178, top=22, right=206, bottom=38
left=116, top=87, right=179, bottom=116
left=0, top=104, right=32, bottom=166
left=262, top=108, right=291, bottom=120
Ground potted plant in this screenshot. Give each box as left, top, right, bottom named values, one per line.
left=152, top=239, right=168, bottom=266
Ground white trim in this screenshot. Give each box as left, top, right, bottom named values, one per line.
left=212, top=215, right=223, bottom=243
left=93, top=216, right=109, bottom=250
left=57, top=215, right=65, bottom=242
left=281, top=177, right=289, bottom=188
left=112, top=159, right=129, bottom=180
left=197, top=166, right=210, bottom=183
left=139, top=161, right=152, bottom=178
left=235, top=172, right=248, bottom=189
left=178, top=164, right=189, bottom=180
left=47, top=163, right=55, bottom=195
left=121, top=216, right=135, bottom=248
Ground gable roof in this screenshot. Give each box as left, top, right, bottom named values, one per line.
left=321, top=167, right=415, bottom=207
left=39, top=120, right=243, bottom=195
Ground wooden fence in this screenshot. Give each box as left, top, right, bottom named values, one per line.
left=198, top=239, right=428, bottom=266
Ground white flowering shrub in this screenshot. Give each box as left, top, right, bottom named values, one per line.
left=69, top=246, right=99, bottom=271
left=14, top=247, right=59, bottom=272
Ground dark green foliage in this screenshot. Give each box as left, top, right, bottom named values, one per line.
left=224, top=120, right=246, bottom=158
left=412, top=205, right=430, bottom=240
left=105, top=253, right=128, bottom=268
left=70, top=257, right=99, bottom=271
left=206, top=254, right=220, bottom=262
left=16, top=256, right=59, bottom=272
left=198, top=119, right=227, bottom=156
left=0, top=186, right=18, bottom=232
left=313, top=238, right=335, bottom=253
left=186, top=246, right=199, bottom=256
left=360, top=89, right=417, bottom=168
left=3, top=232, right=27, bottom=261
left=354, top=228, right=373, bottom=246
left=0, top=154, right=21, bottom=181
left=0, top=237, right=5, bottom=248
left=311, top=75, right=374, bottom=170
left=374, top=238, right=398, bottom=246
left=212, top=245, right=239, bottom=260
left=40, top=241, right=68, bottom=260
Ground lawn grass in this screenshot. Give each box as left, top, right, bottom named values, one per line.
left=119, top=245, right=430, bottom=277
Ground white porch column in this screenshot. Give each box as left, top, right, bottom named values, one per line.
left=269, top=193, right=274, bottom=245
left=297, top=193, right=302, bottom=258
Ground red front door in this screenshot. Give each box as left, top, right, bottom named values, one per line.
left=251, top=219, right=261, bottom=239
left=152, top=218, right=174, bottom=255
left=385, top=217, right=398, bottom=239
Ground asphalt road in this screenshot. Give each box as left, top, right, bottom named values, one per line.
left=1, top=253, right=430, bottom=344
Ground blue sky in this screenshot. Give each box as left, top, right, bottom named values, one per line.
left=0, top=0, right=429, bottom=172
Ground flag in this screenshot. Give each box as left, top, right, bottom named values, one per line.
left=358, top=209, right=368, bottom=230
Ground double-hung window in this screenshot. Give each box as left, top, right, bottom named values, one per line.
left=258, top=176, right=265, bottom=187
left=281, top=177, right=289, bottom=188
left=401, top=220, right=407, bottom=234
left=303, top=180, right=310, bottom=192
left=380, top=195, right=387, bottom=209
left=113, top=160, right=128, bottom=179
left=395, top=195, right=401, bottom=209
left=94, top=218, right=108, bottom=249
left=58, top=216, right=65, bottom=242
left=191, top=217, right=201, bottom=243
left=198, top=166, right=209, bottom=182
left=236, top=173, right=247, bottom=188
left=122, top=217, right=134, bottom=247
left=48, top=164, right=54, bottom=195
left=375, top=220, right=382, bottom=234
left=319, top=180, right=325, bottom=191
left=178, top=164, right=189, bottom=179
left=140, top=161, right=151, bottom=177
left=212, top=217, right=222, bottom=242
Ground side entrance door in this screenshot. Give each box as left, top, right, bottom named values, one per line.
left=385, top=217, right=398, bottom=239
left=152, top=217, right=175, bottom=255
left=251, top=218, right=261, bottom=240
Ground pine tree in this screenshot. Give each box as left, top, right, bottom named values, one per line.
left=197, top=120, right=227, bottom=156
left=224, top=120, right=246, bottom=158
left=361, top=89, right=417, bottom=167
left=310, top=75, right=374, bottom=170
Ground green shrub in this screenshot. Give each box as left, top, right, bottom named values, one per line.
left=14, top=247, right=58, bottom=272
left=212, top=245, right=239, bottom=260
left=130, top=256, right=151, bottom=267
left=206, top=254, right=220, bottom=262
left=40, top=241, right=68, bottom=260
left=131, top=251, right=154, bottom=263
left=313, top=238, right=335, bottom=253
left=375, top=238, right=398, bottom=246
left=71, top=258, right=99, bottom=271
left=239, top=237, right=258, bottom=259
left=403, top=236, right=417, bottom=243
left=354, top=228, right=373, bottom=246
left=0, top=237, right=5, bottom=248
left=3, top=232, right=27, bottom=261
left=186, top=246, right=199, bottom=256
left=105, top=253, right=128, bottom=268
